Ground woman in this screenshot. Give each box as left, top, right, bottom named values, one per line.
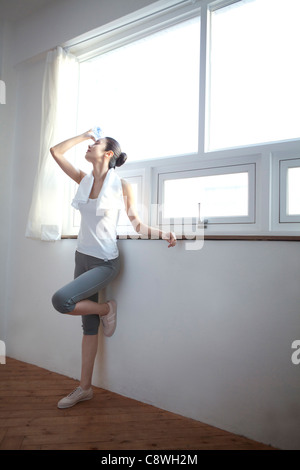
left=50, top=130, right=176, bottom=409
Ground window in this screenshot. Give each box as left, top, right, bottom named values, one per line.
left=163, top=171, right=249, bottom=219
left=76, top=16, right=200, bottom=162
left=62, top=0, right=300, bottom=239
left=207, top=0, right=300, bottom=151
left=280, top=159, right=300, bottom=223
left=287, top=168, right=300, bottom=217
left=157, top=162, right=255, bottom=227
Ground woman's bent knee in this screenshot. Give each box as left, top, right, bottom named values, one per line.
left=52, top=289, right=75, bottom=314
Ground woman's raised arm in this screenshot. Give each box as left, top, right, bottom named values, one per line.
left=50, top=131, right=94, bottom=184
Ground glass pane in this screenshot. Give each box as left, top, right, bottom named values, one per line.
left=163, top=172, right=248, bottom=219
left=208, top=0, right=300, bottom=151
left=77, top=16, right=200, bottom=161
left=287, top=167, right=300, bottom=215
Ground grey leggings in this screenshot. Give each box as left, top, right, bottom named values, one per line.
left=52, top=251, right=121, bottom=335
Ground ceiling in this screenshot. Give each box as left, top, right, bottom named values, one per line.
left=0, top=0, right=56, bottom=22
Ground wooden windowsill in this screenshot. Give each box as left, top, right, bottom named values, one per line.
left=61, top=235, right=300, bottom=241
left=200, top=235, right=300, bottom=241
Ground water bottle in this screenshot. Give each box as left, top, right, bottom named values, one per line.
left=91, top=126, right=104, bottom=140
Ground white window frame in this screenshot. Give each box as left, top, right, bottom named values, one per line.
left=61, top=0, right=300, bottom=239
left=271, top=153, right=300, bottom=233
left=65, top=0, right=202, bottom=61
left=151, top=154, right=259, bottom=235
left=157, top=163, right=255, bottom=224
left=279, top=159, right=300, bottom=224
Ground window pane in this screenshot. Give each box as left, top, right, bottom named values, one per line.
left=208, top=0, right=300, bottom=151
left=287, top=167, right=300, bottom=215
left=163, top=172, right=249, bottom=219
left=77, top=17, right=200, bottom=161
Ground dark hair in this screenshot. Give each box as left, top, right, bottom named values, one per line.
left=105, top=137, right=127, bottom=169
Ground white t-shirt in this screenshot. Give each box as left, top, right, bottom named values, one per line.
left=77, top=198, right=120, bottom=260
left=72, top=169, right=125, bottom=260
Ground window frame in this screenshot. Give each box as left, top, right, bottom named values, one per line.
left=279, top=158, right=300, bottom=224
left=157, top=162, right=256, bottom=225
left=149, top=154, right=260, bottom=236
left=271, top=152, right=300, bottom=233
left=61, top=0, right=300, bottom=239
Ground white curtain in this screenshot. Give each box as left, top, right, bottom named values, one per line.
left=25, top=46, right=79, bottom=241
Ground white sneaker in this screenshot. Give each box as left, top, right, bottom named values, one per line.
left=57, top=386, right=93, bottom=409
left=101, top=300, right=117, bottom=337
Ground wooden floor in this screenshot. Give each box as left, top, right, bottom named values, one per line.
left=0, top=358, right=275, bottom=450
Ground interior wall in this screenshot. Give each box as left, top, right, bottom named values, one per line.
left=12, top=0, right=164, bottom=65
left=0, top=18, right=16, bottom=343
left=1, top=0, right=300, bottom=451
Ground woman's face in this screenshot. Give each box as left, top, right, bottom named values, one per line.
left=85, top=138, right=108, bottom=162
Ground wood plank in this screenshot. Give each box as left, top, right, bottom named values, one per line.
left=0, top=428, right=7, bottom=446
left=21, top=434, right=270, bottom=451
left=0, top=434, right=24, bottom=450
left=0, top=358, right=276, bottom=451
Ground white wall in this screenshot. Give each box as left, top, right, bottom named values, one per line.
left=1, top=0, right=300, bottom=451
left=0, top=17, right=17, bottom=343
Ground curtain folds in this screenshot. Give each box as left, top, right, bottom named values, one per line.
left=25, top=46, right=79, bottom=241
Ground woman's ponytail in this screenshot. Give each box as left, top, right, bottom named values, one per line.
left=105, top=137, right=127, bottom=169
left=115, top=152, right=127, bottom=167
